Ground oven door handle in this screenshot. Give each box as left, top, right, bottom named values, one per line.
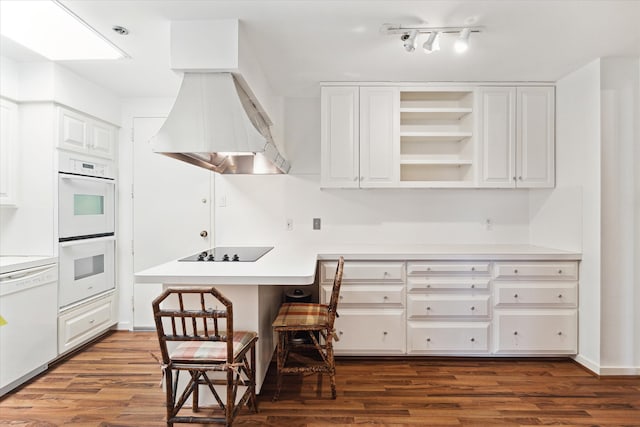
left=59, top=235, right=116, bottom=247
left=59, top=173, right=115, bottom=183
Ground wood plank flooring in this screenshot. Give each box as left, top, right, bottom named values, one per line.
left=1, top=331, right=639, bottom=426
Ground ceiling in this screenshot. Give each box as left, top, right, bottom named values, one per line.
left=2, top=1, right=639, bottom=99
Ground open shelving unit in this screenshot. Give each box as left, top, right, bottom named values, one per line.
left=399, top=89, right=475, bottom=187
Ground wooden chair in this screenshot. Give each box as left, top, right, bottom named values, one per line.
left=271, top=257, right=344, bottom=400
left=152, top=287, right=258, bottom=426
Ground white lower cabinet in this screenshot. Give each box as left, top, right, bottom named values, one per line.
left=320, top=258, right=579, bottom=357
left=408, top=322, right=490, bottom=354
left=58, top=292, right=117, bottom=355
left=333, top=309, right=405, bottom=355
left=494, top=310, right=577, bottom=354
left=320, top=261, right=406, bottom=355
left=493, top=261, right=578, bottom=355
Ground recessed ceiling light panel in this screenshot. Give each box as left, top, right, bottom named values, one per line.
left=0, top=0, right=127, bottom=61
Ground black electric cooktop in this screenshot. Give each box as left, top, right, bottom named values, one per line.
left=178, top=246, right=273, bottom=262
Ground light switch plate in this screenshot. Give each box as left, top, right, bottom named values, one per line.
left=313, top=218, right=321, bottom=230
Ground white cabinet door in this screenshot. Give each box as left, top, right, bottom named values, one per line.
left=476, top=87, right=516, bottom=187
left=58, top=107, right=117, bottom=159
left=0, top=99, right=18, bottom=206
left=333, top=309, right=405, bottom=355
left=494, top=309, right=577, bottom=354
left=359, top=87, right=399, bottom=187
left=90, top=120, right=116, bottom=159
left=516, top=87, right=555, bottom=188
left=320, top=86, right=359, bottom=188
left=59, top=107, right=89, bottom=152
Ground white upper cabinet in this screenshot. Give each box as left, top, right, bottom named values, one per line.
left=359, top=87, right=399, bottom=187
left=320, top=86, right=359, bottom=188
left=0, top=98, right=18, bottom=206
left=58, top=107, right=116, bottom=160
left=477, top=86, right=555, bottom=188
left=517, top=87, right=555, bottom=187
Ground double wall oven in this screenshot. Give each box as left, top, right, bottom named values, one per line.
left=58, top=152, right=115, bottom=308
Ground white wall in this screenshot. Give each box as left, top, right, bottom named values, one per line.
left=599, top=57, right=639, bottom=373
left=537, top=59, right=602, bottom=371
left=214, top=97, right=532, bottom=247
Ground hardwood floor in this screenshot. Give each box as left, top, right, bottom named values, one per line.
left=1, top=331, right=639, bottom=426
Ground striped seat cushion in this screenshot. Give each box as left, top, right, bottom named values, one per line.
left=272, top=302, right=329, bottom=328
left=170, top=331, right=257, bottom=362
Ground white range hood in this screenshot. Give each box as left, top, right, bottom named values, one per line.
left=151, top=19, right=290, bottom=174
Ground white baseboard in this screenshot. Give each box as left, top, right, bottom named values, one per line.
left=573, top=354, right=640, bottom=375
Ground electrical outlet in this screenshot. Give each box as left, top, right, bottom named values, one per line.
left=286, top=218, right=293, bottom=231
left=313, top=218, right=321, bottom=230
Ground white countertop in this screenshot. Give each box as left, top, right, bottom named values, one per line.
left=0, top=256, right=58, bottom=275
left=135, top=244, right=581, bottom=286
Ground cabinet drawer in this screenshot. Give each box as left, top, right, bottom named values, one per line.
left=407, top=262, right=490, bottom=275
left=407, top=322, right=490, bottom=353
left=321, top=284, right=404, bottom=306
left=493, top=262, right=578, bottom=280
left=320, top=261, right=405, bottom=283
left=333, top=309, right=405, bottom=355
left=58, top=293, right=116, bottom=355
left=408, top=277, right=490, bottom=292
left=407, top=295, right=490, bottom=318
left=494, top=282, right=577, bottom=307
left=494, top=310, right=577, bottom=354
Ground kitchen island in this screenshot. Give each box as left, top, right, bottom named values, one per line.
left=135, top=243, right=581, bottom=393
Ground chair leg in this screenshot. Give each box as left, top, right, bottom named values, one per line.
left=273, top=331, right=284, bottom=401
left=165, top=368, right=174, bottom=427
left=250, top=343, right=258, bottom=412
left=327, top=341, right=337, bottom=399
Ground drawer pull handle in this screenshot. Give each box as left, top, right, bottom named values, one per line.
left=558, top=294, right=563, bottom=299
left=513, top=331, right=518, bottom=336
left=514, top=294, right=519, bottom=299
left=470, top=338, right=475, bottom=342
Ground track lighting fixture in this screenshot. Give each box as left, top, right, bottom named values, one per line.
left=422, top=31, right=440, bottom=54
left=381, top=24, right=482, bottom=55
left=454, top=28, right=471, bottom=53
left=401, top=29, right=418, bottom=52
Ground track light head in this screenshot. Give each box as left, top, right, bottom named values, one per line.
left=422, top=31, right=440, bottom=54
left=402, top=30, right=418, bottom=52
left=454, top=28, right=471, bottom=53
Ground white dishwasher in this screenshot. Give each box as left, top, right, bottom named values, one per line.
left=0, top=258, right=58, bottom=396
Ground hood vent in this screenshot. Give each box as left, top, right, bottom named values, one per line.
left=151, top=72, right=290, bottom=174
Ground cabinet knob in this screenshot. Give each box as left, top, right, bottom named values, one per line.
left=339, top=295, right=343, bottom=300
left=513, top=331, right=518, bottom=336
left=427, top=267, right=431, bottom=271
left=558, top=269, right=563, bottom=274
left=518, top=176, right=523, bottom=181
left=383, top=271, right=388, bottom=276
left=426, top=307, right=431, bottom=311
left=426, top=284, right=431, bottom=288
left=470, top=306, right=475, bottom=311
left=200, top=230, right=208, bottom=238
left=514, top=269, right=519, bottom=274
left=558, top=294, right=563, bottom=299
left=383, top=295, right=388, bottom=300
left=470, top=338, right=475, bottom=342
left=426, top=338, right=431, bottom=342
left=339, top=331, right=343, bottom=335
left=383, top=331, right=388, bottom=335
left=470, top=284, right=475, bottom=289
left=558, top=331, right=563, bottom=336
left=471, top=267, right=475, bottom=271
left=514, top=294, right=519, bottom=299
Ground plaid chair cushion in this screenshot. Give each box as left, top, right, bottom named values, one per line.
left=170, top=331, right=257, bottom=362
left=272, top=302, right=329, bottom=328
